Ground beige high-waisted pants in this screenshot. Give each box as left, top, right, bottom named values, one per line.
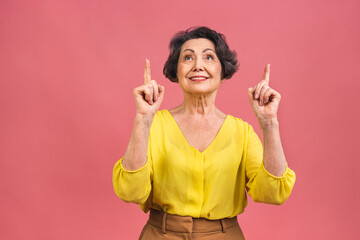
left=139, top=209, right=245, bottom=240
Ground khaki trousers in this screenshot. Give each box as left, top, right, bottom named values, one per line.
left=139, top=209, right=245, bottom=240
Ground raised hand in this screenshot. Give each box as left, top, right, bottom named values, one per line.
left=133, top=59, right=165, bottom=117
left=247, top=64, right=281, bottom=125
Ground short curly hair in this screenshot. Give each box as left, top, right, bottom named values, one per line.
left=163, top=26, right=239, bottom=82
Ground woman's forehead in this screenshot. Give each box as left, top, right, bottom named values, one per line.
left=181, top=38, right=215, bottom=52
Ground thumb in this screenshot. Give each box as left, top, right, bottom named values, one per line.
left=154, top=85, right=165, bottom=106
left=247, top=87, right=255, bottom=102
left=158, top=85, right=165, bottom=99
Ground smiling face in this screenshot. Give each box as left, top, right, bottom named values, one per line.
left=177, top=38, right=223, bottom=95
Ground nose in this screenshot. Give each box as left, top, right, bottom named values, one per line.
left=193, top=58, right=204, bottom=71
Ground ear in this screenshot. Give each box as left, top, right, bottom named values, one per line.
left=220, top=78, right=226, bottom=83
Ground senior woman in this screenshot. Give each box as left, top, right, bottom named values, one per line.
left=113, top=26, right=296, bottom=239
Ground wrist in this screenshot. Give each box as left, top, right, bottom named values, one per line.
left=135, top=113, right=154, bottom=126
left=258, top=118, right=279, bottom=130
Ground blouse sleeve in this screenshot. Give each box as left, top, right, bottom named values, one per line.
left=245, top=124, right=296, bottom=205
left=112, top=129, right=153, bottom=204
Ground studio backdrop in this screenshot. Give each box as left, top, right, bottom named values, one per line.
left=0, top=0, right=359, bottom=239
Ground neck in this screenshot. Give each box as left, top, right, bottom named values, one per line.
left=179, top=90, right=218, bottom=116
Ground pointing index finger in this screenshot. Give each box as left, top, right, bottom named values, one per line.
left=144, top=59, right=151, bottom=84
left=262, top=63, right=270, bottom=83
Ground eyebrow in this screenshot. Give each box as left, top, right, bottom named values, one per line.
left=182, top=48, right=216, bottom=53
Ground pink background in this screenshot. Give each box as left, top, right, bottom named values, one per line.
left=1, top=0, right=359, bottom=239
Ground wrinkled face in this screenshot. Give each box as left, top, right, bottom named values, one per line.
left=177, top=38, right=223, bottom=95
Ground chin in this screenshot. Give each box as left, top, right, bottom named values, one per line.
left=186, top=86, right=217, bottom=95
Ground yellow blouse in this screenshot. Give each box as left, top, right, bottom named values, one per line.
left=113, top=109, right=295, bottom=220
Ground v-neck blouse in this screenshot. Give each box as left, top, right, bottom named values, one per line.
left=167, top=109, right=230, bottom=154
left=113, top=109, right=296, bottom=219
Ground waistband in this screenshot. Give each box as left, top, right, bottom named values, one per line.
left=148, top=209, right=238, bottom=234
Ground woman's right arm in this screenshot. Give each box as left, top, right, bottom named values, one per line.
left=113, top=59, right=164, bottom=203
left=121, top=114, right=154, bottom=171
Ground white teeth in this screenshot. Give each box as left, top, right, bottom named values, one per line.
left=190, top=77, right=207, bottom=79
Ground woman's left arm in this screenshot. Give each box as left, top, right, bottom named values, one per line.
left=248, top=64, right=287, bottom=177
